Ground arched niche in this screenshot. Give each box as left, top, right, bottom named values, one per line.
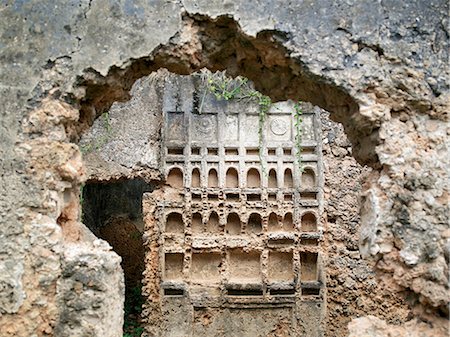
left=192, top=212, right=203, bottom=234
left=283, top=212, right=294, bottom=232
left=302, top=168, right=316, bottom=189
left=166, top=212, right=183, bottom=234
left=301, top=212, right=317, bottom=232
left=225, top=213, right=241, bottom=235
left=268, top=169, right=277, bottom=188
left=284, top=168, right=293, bottom=188
left=225, top=167, right=239, bottom=188
left=191, top=168, right=201, bottom=188
left=207, top=211, right=220, bottom=233
left=247, top=168, right=261, bottom=188
left=208, top=168, right=219, bottom=188
left=248, top=213, right=262, bottom=234
left=167, top=167, right=183, bottom=188
left=268, top=212, right=280, bottom=232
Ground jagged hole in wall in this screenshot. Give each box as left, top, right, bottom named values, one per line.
left=73, top=18, right=359, bottom=336
left=82, top=179, right=154, bottom=335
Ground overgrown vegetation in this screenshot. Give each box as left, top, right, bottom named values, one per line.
left=199, top=71, right=272, bottom=173
left=199, top=70, right=303, bottom=173
left=123, top=285, right=144, bottom=337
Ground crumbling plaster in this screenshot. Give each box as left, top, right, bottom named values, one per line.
left=0, top=1, right=448, bottom=336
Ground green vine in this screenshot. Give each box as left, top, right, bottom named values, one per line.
left=257, top=94, right=271, bottom=175
left=199, top=71, right=271, bottom=174
left=294, top=101, right=303, bottom=172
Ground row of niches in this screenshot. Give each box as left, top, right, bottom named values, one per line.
left=166, top=146, right=316, bottom=158
left=188, top=190, right=318, bottom=203
left=163, top=250, right=319, bottom=286
left=164, top=211, right=318, bottom=235
left=166, top=166, right=317, bottom=189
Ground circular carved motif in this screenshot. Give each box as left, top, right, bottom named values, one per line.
left=197, top=116, right=213, bottom=134
left=270, top=119, right=288, bottom=135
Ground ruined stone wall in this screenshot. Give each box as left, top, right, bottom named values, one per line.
left=320, top=111, right=411, bottom=336
left=79, top=72, right=413, bottom=336
left=0, top=1, right=448, bottom=336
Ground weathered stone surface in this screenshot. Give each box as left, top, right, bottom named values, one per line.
left=0, top=0, right=448, bottom=336
left=55, top=240, right=124, bottom=337
left=348, top=315, right=449, bottom=337
left=80, top=74, right=164, bottom=181
left=321, top=110, right=411, bottom=336
left=80, top=73, right=412, bottom=336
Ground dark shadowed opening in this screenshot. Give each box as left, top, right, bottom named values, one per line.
left=82, top=178, right=154, bottom=336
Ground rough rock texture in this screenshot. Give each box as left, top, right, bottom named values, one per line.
left=348, top=315, right=449, bottom=337
left=321, top=111, right=412, bottom=336
left=0, top=1, right=449, bottom=336
left=55, top=240, right=124, bottom=337
left=79, top=75, right=163, bottom=182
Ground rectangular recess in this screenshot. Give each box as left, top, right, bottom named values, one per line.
left=302, top=238, right=319, bottom=246
left=301, top=252, right=318, bottom=281
left=268, top=238, right=295, bottom=246
left=229, top=250, right=261, bottom=282
left=227, top=289, right=263, bottom=296
left=191, top=252, right=222, bottom=282
left=225, top=148, right=239, bottom=156
left=226, top=193, right=240, bottom=201
left=208, top=148, right=218, bottom=156
left=208, top=194, right=219, bottom=201
left=267, top=148, right=277, bottom=156
left=246, top=148, right=259, bottom=156
left=301, top=147, right=316, bottom=155
left=284, top=193, right=293, bottom=201
left=191, top=147, right=201, bottom=155
left=167, top=147, right=184, bottom=155
left=164, top=253, right=184, bottom=281
left=247, top=194, right=261, bottom=202
left=192, top=193, right=202, bottom=201
left=270, top=288, right=295, bottom=296
left=302, top=288, right=320, bottom=296
left=268, top=193, right=277, bottom=201
left=283, top=148, right=292, bottom=156
left=164, top=288, right=184, bottom=296
left=268, top=251, right=294, bottom=282
left=300, top=192, right=317, bottom=200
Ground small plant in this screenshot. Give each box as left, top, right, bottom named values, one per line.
left=199, top=71, right=249, bottom=112
left=199, top=71, right=272, bottom=173
left=294, top=101, right=303, bottom=172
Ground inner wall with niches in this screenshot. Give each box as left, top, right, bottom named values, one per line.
left=144, top=73, right=325, bottom=337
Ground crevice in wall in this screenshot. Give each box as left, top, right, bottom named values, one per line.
left=81, top=178, right=154, bottom=336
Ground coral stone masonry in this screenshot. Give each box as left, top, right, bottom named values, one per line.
left=1, top=2, right=449, bottom=336
left=142, top=74, right=325, bottom=336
